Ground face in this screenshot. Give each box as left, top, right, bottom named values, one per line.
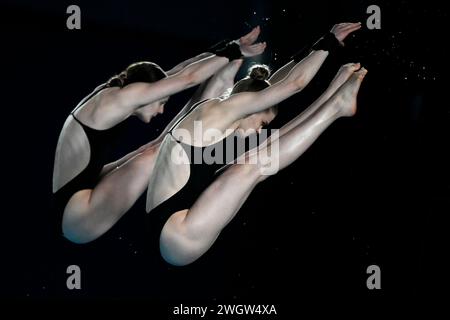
left=134, top=98, right=168, bottom=123
left=236, top=108, right=277, bottom=137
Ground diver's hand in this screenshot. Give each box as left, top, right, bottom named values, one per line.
left=331, top=22, right=362, bottom=45
left=237, top=26, right=267, bottom=57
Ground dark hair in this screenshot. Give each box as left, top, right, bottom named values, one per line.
left=231, top=64, right=271, bottom=94
left=107, top=61, right=167, bottom=88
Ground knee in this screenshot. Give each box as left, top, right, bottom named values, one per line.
left=159, top=237, right=198, bottom=267
left=245, top=149, right=280, bottom=178
left=159, top=212, right=206, bottom=266
left=62, top=209, right=101, bottom=244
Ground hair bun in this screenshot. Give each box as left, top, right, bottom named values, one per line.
left=248, top=64, right=270, bottom=81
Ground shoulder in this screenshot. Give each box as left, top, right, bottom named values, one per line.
left=73, top=86, right=122, bottom=129
left=195, top=97, right=223, bottom=116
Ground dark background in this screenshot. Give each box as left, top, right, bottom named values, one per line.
left=1, top=0, right=448, bottom=312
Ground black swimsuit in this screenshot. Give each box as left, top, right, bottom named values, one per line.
left=150, top=100, right=230, bottom=216
left=52, top=84, right=129, bottom=232
left=145, top=100, right=236, bottom=262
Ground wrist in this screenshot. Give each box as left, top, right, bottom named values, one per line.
left=210, top=40, right=243, bottom=61
left=312, top=32, right=343, bottom=52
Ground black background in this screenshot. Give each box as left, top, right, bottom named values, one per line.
left=1, top=0, right=448, bottom=312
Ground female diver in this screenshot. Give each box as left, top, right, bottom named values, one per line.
left=52, top=27, right=267, bottom=244
left=145, top=22, right=366, bottom=266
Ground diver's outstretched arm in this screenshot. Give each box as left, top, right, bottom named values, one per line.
left=95, top=27, right=266, bottom=128
left=202, top=49, right=330, bottom=131
left=202, top=23, right=362, bottom=132
left=269, top=22, right=361, bottom=85
left=268, top=60, right=296, bottom=85
left=198, top=58, right=243, bottom=101
left=165, top=25, right=262, bottom=76
left=165, top=53, right=214, bottom=76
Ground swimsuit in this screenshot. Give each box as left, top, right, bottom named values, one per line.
left=52, top=84, right=129, bottom=233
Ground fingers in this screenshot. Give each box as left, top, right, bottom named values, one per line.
left=336, top=23, right=351, bottom=28
left=337, top=22, right=361, bottom=28
left=333, top=22, right=362, bottom=42
left=345, top=23, right=362, bottom=32
left=245, top=42, right=266, bottom=56
left=247, top=25, right=261, bottom=43
left=333, top=22, right=361, bottom=32
left=241, top=26, right=261, bottom=45
left=343, top=22, right=360, bottom=27
left=251, top=42, right=267, bottom=53
left=239, top=25, right=266, bottom=57
left=341, top=22, right=362, bottom=32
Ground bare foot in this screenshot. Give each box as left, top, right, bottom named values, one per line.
left=319, top=63, right=361, bottom=103
left=330, top=63, right=361, bottom=91
left=333, top=67, right=368, bottom=117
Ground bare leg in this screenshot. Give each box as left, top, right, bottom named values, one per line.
left=279, top=62, right=361, bottom=137
left=269, top=68, right=367, bottom=172
left=242, top=63, right=361, bottom=161
left=62, top=143, right=160, bottom=244
left=159, top=68, right=368, bottom=266
left=159, top=164, right=260, bottom=266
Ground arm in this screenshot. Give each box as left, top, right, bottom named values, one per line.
left=210, top=22, right=363, bottom=128
left=209, top=50, right=329, bottom=129
left=268, top=60, right=296, bottom=85
left=141, top=58, right=244, bottom=149
left=164, top=58, right=242, bottom=122
left=165, top=52, right=214, bottom=76
left=198, top=58, right=243, bottom=101
left=107, top=54, right=230, bottom=116
left=163, top=28, right=256, bottom=77
left=100, top=27, right=266, bottom=125
left=269, top=22, right=362, bottom=85
left=170, top=58, right=243, bottom=127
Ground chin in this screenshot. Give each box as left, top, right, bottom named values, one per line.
left=138, top=115, right=153, bottom=123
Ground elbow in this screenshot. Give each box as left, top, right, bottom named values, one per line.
left=295, top=73, right=308, bottom=90
left=287, top=75, right=306, bottom=92
left=296, top=80, right=306, bottom=92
